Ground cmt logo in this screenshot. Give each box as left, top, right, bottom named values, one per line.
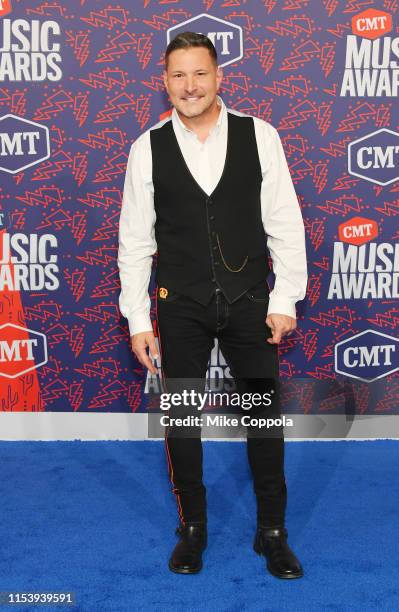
left=0, top=211, right=11, bottom=229
left=348, top=129, right=399, bottom=186
left=338, top=217, right=378, bottom=246
left=335, top=330, right=399, bottom=382
left=0, top=0, right=12, bottom=17
left=352, top=9, right=392, bottom=39
left=0, top=323, right=48, bottom=379
left=0, top=114, right=50, bottom=175
left=167, top=14, right=243, bottom=68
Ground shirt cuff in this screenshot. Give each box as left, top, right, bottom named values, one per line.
left=127, top=313, right=153, bottom=337
left=267, top=295, right=297, bottom=319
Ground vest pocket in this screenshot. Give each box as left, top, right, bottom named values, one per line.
left=245, top=280, right=269, bottom=302
left=248, top=244, right=267, bottom=259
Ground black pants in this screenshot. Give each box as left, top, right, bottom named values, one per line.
left=156, top=281, right=287, bottom=528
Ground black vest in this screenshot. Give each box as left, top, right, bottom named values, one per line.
left=150, top=111, right=270, bottom=305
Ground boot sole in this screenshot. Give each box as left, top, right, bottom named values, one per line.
left=168, top=559, right=203, bottom=574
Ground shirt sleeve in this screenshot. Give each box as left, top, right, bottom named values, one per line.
left=117, top=133, right=157, bottom=336
left=257, top=121, right=308, bottom=319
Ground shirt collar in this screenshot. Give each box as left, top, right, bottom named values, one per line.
left=172, top=95, right=226, bottom=138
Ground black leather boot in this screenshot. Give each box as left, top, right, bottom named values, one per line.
left=253, top=526, right=303, bottom=579
left=168, top=522, right=207, bottom=574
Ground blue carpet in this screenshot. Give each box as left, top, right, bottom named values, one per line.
left=0, top=440, right=397, bottom=612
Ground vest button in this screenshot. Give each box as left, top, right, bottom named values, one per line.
left=213, top=245, right=217, bottom=250
left=210, top=215, right=215, bottom=220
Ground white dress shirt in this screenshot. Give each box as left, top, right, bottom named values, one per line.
left=118, top=96, right=307, bottom=336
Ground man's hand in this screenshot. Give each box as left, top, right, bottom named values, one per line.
left=131, top=331, right=159, bottom=374
left=265, top=313, right=296, bottom=344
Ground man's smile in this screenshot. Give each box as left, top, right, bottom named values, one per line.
left=182, top=95, right=203, bottom=102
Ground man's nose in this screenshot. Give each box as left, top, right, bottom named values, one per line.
left=184, top=75, right=197, bottom=92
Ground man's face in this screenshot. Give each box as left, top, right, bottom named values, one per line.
left=163, top=46, right=223, bottom=119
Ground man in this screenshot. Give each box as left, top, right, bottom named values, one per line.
left=118, top=32, right=307, bottom=578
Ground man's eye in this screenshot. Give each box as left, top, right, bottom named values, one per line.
left=174, top=74, right=183, bottom=78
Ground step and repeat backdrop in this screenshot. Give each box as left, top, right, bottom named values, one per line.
left=0, top=0, right=398, bottom=437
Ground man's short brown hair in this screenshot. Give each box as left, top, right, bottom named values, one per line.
left=165, top=32, right=218, bottom=67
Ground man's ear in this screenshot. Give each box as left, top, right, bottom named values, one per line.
left=162, top=70, right=168, bottom=91
left=216, top=66, right=223, bottom=90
